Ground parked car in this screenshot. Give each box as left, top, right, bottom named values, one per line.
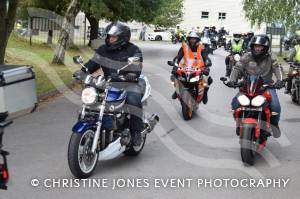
left=147, top=29, right=171, bottom=41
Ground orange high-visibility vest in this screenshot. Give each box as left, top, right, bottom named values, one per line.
left=181, top=42, right=205, bottom=68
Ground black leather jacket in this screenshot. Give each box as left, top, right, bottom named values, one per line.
left=84, top=42, right=143, bottom=79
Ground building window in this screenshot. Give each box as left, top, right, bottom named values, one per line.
left=201, top=11, right=209, bottom=19
left=219, top=12, right=226, bottom=20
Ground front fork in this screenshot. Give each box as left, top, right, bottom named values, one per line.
left=292, top=77, right=300, bottom=100
left=235, top=109, right=263, bottom=139
left=235, top=109, right=270, bottom=151
left=91, top=89, right=108, bottom=153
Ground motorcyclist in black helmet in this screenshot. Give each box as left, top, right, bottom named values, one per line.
left=244, top=31, right=255, bottom=50
left=80, top=21, right=144, bottom=146
left=285, top=36, right=300, bottom=94
left=229, top=34, right=284, bottom=138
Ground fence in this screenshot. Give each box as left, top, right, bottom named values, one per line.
left=15, top=8, right=145, bottom=48
left=15, top=9, right=93, bottom=47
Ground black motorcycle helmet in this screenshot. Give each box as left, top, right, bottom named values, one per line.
left=247, top=31, right=254, bottom=38
left=292, top=36, right=300, bottom=45
left=233, top=33, right=242, bottom=42
left=187, top=31, right=200, bottom=48
left=297, top=36, right=300, bottom=44
left=233, top=33, right=242, bottom=38
left=105, top=21, right=131, bottom=51
left=249, top=34, right=270, bottom=59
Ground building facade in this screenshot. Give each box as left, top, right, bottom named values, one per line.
left=180, top=0, right=266, bottom=34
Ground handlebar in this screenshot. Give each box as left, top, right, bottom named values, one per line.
left=107, top=74, right=138, bottom=83
left=288, top=61, right=300, bottom=67
left=220, top=77, right=288, bottom=89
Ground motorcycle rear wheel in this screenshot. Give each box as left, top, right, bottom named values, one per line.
left=123, top=134, right=147, bottom=156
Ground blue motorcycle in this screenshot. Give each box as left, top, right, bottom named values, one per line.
left=68, top=56, right=159, bottom=178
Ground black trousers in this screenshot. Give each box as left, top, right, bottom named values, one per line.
left=112, top=82, right=144, bottom=134
left=125, top=84, right=144, bottom=134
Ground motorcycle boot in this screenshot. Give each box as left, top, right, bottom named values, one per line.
left=271, top=124, right=281, bottom=138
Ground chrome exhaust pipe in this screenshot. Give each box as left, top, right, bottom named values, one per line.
left=142, top=114, right=159, bottom=135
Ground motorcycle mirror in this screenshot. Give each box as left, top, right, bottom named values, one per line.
left=73, top=56, right=83, bottom=64
left=128, top=57, right=140, bottom=65
left=220, top=77, right=227, bottom=82
left=167, top=61, right=174, bottom=66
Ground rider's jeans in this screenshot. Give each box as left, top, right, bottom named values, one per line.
left=231, top=88, right=281, bottom=125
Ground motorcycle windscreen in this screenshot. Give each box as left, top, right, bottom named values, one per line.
left=178, top=61, right=197, bottom=82
left=245, top=75, right=264, bottom=96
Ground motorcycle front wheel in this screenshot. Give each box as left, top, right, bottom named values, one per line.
left=291, top=80, right=300, bottom=103
left=240, top=124, right=257, bottom=166
left=181, top=90, right=193, bottom=120
left=68, top=130, right=98, bottom=178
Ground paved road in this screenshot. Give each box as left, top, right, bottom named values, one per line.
left=2, top=42, right=300, bottom=199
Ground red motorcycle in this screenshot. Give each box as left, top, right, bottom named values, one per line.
left=0, top=112, right=12, bottom=190
left=220, top=75, right=285, bottom=165
left=168, top=61, right=208, bottom=120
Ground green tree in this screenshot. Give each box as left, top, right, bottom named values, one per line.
left=152, top=0, right=183, bottom=28
left=242, top=0, right=300, bottom=29
left=52, top=0, right=183, bottom=64
left=52, top=0, right=81, bottom=64
left=81, top=0, right=163, bottom=46
left=81, top=0, right=111, bottom=46
left=0, top=0, right=19, bottom=65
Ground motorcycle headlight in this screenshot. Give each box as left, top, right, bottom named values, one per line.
left=81, top=87, right=97, bottom=105
left=237, top=94, right=250, bottom=106
left=234, top=54, right=241, bottom=62
left=190, top=76, right=200, bottom=82
left=251, top=95, right=266, bottom=107
left=292, top=69, right=299, bottom=76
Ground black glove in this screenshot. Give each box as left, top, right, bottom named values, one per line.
left=202, top=68, right=210, bottom=76
left=110, top=73, right=120, bottom=80
left=171, top=66, right=178, bottom=75
left=274, top=80, right=285, bottom=89
left=73, top=70, right=86, bottom=80
left=227, top=81, right=236, bottom=88
left=81, top=66, right=88, bottom=73
left=205, top=58, right=212, bottom=67
left=125, top=73, right=137, bottom=82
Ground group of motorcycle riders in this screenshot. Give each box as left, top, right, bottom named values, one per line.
left=76, top=21, right=300, bottom=146
left=1, top=21, right=299, bottom=185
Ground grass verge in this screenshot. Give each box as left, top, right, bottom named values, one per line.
left=5, top=32, right=94, bottom=94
